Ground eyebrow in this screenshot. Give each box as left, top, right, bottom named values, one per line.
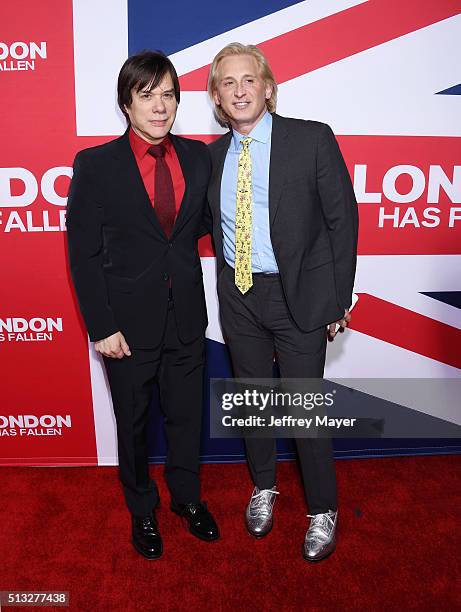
left=221, top=73, right=256, bottom=81
left=140, top=87, right=175, bottom=94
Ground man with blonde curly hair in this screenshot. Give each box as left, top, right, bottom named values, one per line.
left=207, top=43, right=358, bottom=562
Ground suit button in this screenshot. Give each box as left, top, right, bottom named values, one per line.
left=163, top=273, right=169, bottom=281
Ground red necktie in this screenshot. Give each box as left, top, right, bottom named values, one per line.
left=148, top=144, right=176, bottom=237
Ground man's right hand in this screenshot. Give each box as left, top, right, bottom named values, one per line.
left=94, top=331, right=131, bottom=359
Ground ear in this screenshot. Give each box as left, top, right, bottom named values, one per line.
left=265, top=82, right=272, bottom=100
left=213, top=90, right=221, bottom=106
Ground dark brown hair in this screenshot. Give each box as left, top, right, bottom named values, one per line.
left=117, top=50, right=180, bottom=121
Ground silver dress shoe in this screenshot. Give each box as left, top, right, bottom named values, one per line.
left=302, top=510, right=337, bottom=562
left=245, top=486, right=279, bottom=537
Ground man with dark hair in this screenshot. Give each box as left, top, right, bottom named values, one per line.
left=67, top=51, right=219, bottom=560
left=207, top=44, right=358, bottom=562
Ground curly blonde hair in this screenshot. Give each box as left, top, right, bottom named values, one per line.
left=207, top=43, right=277, bottom=127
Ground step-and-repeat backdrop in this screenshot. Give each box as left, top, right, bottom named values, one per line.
left=1, top=0, right=460, bottom=465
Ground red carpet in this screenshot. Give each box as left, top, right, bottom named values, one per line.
left=1, top=456, right=460, bottom=611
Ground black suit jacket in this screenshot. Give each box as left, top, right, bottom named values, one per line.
left=66, top=130, right=210, bottom=347
left=208, top=113, right=359, bottom=332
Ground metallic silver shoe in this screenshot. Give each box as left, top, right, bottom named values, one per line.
left=302, top=510, right=337, bottom=562
left=245, top=486, right=279, bottom=537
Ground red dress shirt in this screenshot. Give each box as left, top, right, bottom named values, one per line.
left=129, top=128, right=185, bottom=219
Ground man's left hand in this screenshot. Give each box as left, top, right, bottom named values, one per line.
left=327, top=309, right=352, bottom=341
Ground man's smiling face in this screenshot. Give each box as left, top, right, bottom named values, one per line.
left=213, top=54, right=272, bottom=134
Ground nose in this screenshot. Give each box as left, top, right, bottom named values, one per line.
left=151, top=94, right=166, bottom=113
left=234, top=82, right=246, bottom=98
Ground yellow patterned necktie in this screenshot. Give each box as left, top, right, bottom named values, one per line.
left=234, top=137, right=253, bottom=294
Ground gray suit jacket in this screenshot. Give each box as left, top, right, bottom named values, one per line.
left=207, top=113, right=359, bottom=331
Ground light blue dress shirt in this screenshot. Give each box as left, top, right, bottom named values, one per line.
left=220, top=111, right=279, bottom=273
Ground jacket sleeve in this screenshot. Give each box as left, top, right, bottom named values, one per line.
left=66, top=153, right=119, bottom=342
left=316, top=123, right=359, bottom=310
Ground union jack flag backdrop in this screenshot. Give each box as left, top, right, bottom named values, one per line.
left=0, top=0, right=460, bottom=465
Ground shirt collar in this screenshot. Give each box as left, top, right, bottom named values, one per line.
left=231, top=111, right=272, bottom=151
left=129, top=127, right=172, bottom=159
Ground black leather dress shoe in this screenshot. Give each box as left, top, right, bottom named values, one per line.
left=131, top=512, right=163, bottom=559
left=171, top=501, right=220, bottom=542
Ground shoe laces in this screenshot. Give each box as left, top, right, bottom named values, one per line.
left=249, top=487, right=279, bottom=518
left=141, top=516, right=156, bottom=533
left=306, top=511, right=335, bottom=539
left=185, top=501, right=207, bottom=515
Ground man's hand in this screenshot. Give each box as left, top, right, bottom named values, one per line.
left=94, top=331, right=131, bottom=359
left=327, top=309, right=352, bottom=341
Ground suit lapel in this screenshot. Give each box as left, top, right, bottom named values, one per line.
left=169, top=133, right=193, bottom=239
left=268, top=113, right=289, bottom=227
left=111, top=130, right=166, bottom=238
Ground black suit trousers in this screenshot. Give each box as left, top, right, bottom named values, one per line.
left=103, top=305, right=204, bottom=517
left=218, top=264, right=337, bottom=514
